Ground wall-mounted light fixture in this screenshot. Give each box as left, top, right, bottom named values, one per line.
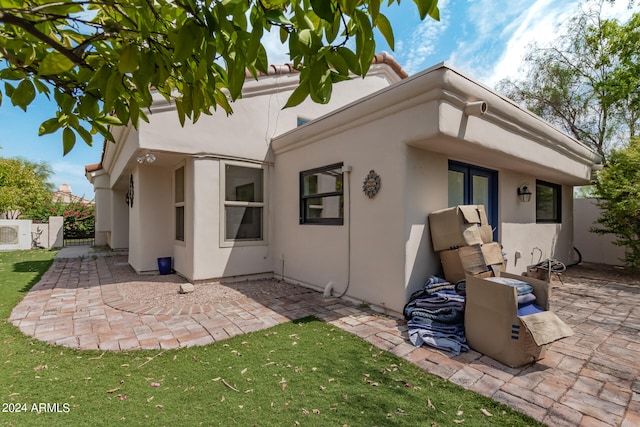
left=517, top=183, right=532, bottom=202
left=136, top=152, right=156, bottom=164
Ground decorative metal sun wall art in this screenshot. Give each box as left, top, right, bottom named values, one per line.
left=362, top=169, right=381, bottom=198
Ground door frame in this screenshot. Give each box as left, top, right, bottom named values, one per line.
left=448, top=160, right=499, bottom=241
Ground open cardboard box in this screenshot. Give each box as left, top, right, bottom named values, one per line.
left=464, top=272, right=573, bottom=368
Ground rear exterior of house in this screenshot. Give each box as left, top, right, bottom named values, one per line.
left=86, top=59, right=598, bottom=315
left=85, top=55, right=405, bottom=282
left=270, top=63, right=598, bottom=314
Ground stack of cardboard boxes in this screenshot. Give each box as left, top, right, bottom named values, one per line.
left=428, top=205, right=574, bottom=368
left=428, top=205, right=505, bottom=282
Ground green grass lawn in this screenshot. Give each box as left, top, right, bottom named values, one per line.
left=0, top=250, right=543, bottom=426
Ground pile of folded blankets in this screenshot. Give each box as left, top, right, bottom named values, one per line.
left=484, top=277, right=545, bottom=316
left=403, top=276, right=469, bottom=356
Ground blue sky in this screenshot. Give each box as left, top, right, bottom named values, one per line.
left=0, top=0, right=634, bottom=199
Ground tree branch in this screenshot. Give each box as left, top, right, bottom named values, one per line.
left=0, top=11, right=90, bottom=69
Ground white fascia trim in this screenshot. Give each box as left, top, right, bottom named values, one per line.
left=102, top=124, right=133, bottom=176
left=272, top=64, right=598, bottom=168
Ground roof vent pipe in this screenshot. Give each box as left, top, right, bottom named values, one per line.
left=464, top=101, right=488, bottom=116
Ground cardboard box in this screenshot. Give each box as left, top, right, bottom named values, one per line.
left=464, top=272, right=573, bottom=368
left=439, top=242, right=505, bottom=282
left=429, top=205, right=491, bottom=251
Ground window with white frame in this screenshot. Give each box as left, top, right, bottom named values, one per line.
left=174, top=166, right=185, bottom=241
left=222, top=162, right=265, bottom=243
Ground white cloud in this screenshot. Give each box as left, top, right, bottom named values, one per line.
left=395, top=0, right=452, bottom=74
left=448, top=0, right=637, bottom=88
left=446, top=0, right=579, bottom=86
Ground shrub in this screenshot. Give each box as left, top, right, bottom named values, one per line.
left=29, top=201, right=95, bottom=240
left=592, top=138, right=640, bottom=269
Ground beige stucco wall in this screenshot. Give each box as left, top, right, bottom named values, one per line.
left=137, top=71, right=397, bottom=163
left=90, top=172, right=112, bottom=247
left=273, top=124, right=409, bottom=314
left=109, top=188, right=129, bottom=249
left=500, top=171, right=574, bottom=273
left=128, top=166, right=173, bottom=272
left=573, top=198, right=626, bottom=265
left=404, top=148, right=449, bottom=300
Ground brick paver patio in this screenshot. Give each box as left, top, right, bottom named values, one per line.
left=8, top=254, right=640, bottom=426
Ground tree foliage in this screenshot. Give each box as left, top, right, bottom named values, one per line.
left=592, top=138, right=640, bottom=269
left=0, top=156, right=54, bottom=218
left=0, top=0, right=440, bottom=154
left=497, top=1, right=639, bottom=162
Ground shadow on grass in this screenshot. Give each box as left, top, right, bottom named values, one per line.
left=292, top=316, right=318, bottom=325
left=14, top=260, right=53, bottom=293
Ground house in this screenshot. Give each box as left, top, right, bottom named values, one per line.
left=86, top=56, right=599, bottom=315
left=85, top=53, right=405, bottom=279
left=51, top=183, right=93, bottom=205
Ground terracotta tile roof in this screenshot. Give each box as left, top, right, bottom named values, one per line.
left=245, top=52, right=408, bottom=79
left=85, top=163, right=102, bottom=173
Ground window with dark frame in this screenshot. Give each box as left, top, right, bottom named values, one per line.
left=175, top=166, right=185, bottom=241
left=300, top=163, right=344, bottom=225
left=536, top=180, right=562, bottom=223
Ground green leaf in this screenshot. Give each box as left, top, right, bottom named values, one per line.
left=354, top=10, right=375, bottom=75
left=118, top=45, right=140, bottom=74
left=265, top=10, right=292, bottom=26
left=4, top=82, right=15, bottom=98
left=298, top=29, right=321, bottom=55
left=214, top=89, right=232, bottom=115
left=90, top=121, right=115, bottom=143
left=376, top=13, right=394, bottom=51
left=11, top=80, right=35, bottom=111
left=129, top=97, right=140, bottom=128
left=255, top=45, right=269, bottom=75
left=327, top=50, right=349, bottom=75
left=280, top=26, right=289, bottom=44
left=310, top=59, right=332, bottom=104
left=75, top=125, right=93, bottom=146
left=311, top=0, right=335, bottom=22
left=174, top=21, right=200, bottom=62
left=78, top=94, right=99, bottom=118
left=369, top=0, right=381, bottom=23
left=175, top=98, right=187, bottom=127
left=32, top=78, right=50, bottom=95
left=39, top=52, right=75, bottom=75
left=104, top=71, right=123, bottom=110
left=324, top=11, right=341, bottom=44
left=337, top=47, right=361, bottom=74
left=38, top=118, right=63, bottom=136
left=413, top=0, right=440, bottom=21
left=62, top=127, right=76, bottom=156
left=283, top=78, right=310, bottom=108
left=95, top=116, right=123, bottom=126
